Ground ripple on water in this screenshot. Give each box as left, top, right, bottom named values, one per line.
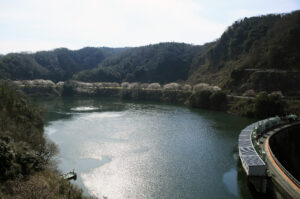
left=80, top=112, right=122, bottom=121
left=70, top=106, right=99, bottom=111
left=40, top=97, right=255, bottom=199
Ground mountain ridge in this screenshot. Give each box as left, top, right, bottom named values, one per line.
left=1, top=10, right=299, bottom=95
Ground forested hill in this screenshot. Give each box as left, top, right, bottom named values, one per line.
left=188, top=10, right=300, bottom=95
left=0, top=47, right=126, bottom=82
left=74, top=43, right=203, bottom=83
left=0, top=10, right=300, bottom=95
left=0, top=43, right=202, bottom=84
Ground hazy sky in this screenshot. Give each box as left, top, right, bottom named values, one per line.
left=0, top=0, right=299, bottom=54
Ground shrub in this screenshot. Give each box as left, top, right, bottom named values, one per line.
left=210, top=91, right=228, bottom=111
left=193, top=83, right=211, bottom=92
left=189, top=90, right=212, bottom=109
left=243, top=89, right=256, bottom=97
left=93, top=82, right=104, bottom=88
left=0, top=136, right=45, bottom=181
left=254, top=91, right=286, bottom=118
left=121, top=82, right=129, bottom=89
left=4, top=170, right=92, bottom=199
left=0, top=84, right=92, bottom=198
left=102, top=82, right=119, bottom=88
left=140, top=83, right=149, bottom=89
left=147, top=83, right=161, bottom=90
left=182, top=84, right=192, bottom=91
left=62, top=81, right=75, bottom=96
left=163, top=83, right=181, bottom=91
left=56, top=81, right=64, bottom=88
left=128, top=82, right=140, bottom=89
left=193, top=83, right=221, bottom=92
left=0, top=137, right=15, bottom=180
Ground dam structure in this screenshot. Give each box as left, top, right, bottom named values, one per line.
left=238, top=115, right=300, bottom=199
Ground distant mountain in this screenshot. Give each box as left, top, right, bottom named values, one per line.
left=1, top=10, right=299, bottom=95
left=0, top=47, right=126, bottom=82
left=74, top=43, right=203, bottom=83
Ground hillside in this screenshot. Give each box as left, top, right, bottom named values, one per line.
left=0, top=47, right=125, bottom=82
left=0, top=83, right=89, bottom=198
left=74, top=43, right=203, bottom=83
left=188, top=10, right=300, bottom=95
left=0, top=10, right=299, bottom=95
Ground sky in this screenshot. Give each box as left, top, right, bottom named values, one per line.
left=0, top=0, right=299, bottom=54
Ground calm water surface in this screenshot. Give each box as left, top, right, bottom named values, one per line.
left=37, top=97, right=258, bottom=199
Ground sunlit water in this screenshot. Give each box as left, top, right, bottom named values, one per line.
left=37, top=97, right=258, bottom=199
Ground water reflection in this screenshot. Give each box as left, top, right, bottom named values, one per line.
left=223, top=168, right=238, bottom=197
left=39, top=97, right=258, bottom=199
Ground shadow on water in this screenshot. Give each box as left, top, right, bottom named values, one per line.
left=188, top=107, right=257, bottom=133
left=236, top=156, right=274, bottom=199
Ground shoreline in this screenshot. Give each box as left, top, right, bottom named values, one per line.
left=10, top=79, right=300, bottom=118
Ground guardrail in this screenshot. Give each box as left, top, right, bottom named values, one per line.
left=239, top=122, right=267, bottom=176
left=238, top=115, right=298, bottom=177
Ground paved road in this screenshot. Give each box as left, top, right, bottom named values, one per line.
left=264, top=130, right=300, bottom=199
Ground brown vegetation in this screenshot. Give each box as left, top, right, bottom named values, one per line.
left=0, top=83, right=91, bottom=198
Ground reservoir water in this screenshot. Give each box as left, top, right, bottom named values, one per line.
left=37, top=97, right=258, bottom=199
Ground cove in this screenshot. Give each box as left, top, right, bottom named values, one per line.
left=37, top=96, right=259, bottom=199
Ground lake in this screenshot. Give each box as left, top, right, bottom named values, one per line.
left=37, top=96, right=258, bottom=199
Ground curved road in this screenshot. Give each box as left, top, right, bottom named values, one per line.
left=264, top=132, right=300, bottom=199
